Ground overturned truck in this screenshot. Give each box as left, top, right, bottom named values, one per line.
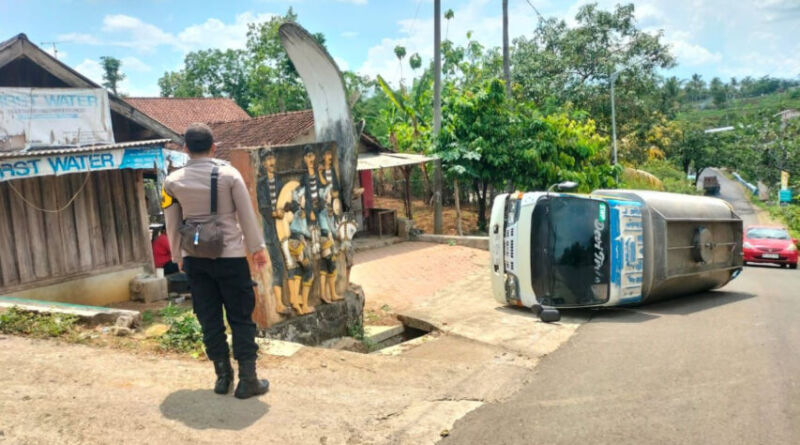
left=490, top=189, right=743, bottom=313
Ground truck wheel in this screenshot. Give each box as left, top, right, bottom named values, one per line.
left=791, top=263, right=798, bottom=270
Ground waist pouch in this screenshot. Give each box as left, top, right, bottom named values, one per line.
left=178, top=166, right=225, bottom=258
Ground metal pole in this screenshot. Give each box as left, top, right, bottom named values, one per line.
left=433, top=0, right=442, bottom=135
left=433, top=0, right=443, bottom=234
left=610, top=74, right=618, bottom=166
left=502, top=0, right=511, bottom=98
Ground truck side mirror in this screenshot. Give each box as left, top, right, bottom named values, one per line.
left=794, top=238, right=799, bottom=246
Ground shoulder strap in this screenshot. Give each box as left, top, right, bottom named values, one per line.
left=210, top=166, right=219, bottom=214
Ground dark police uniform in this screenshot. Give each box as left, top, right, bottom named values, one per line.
left=162, top=158, right=266, bottom=362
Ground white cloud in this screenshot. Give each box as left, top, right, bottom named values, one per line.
left=357, top=0, right=538, bottom=86
left=118, top=78, right=161, bottom=97
left=120, top=56, right=151, bottom=72
left=661, top=30, right=722, bottom=67
left=178, top=12, right=274, bottom=51
left=334, top=56, right=350, bottom=71
left=341, top=31, right=359, bottom=38
left=75, top=59, right=104, bottom=85
left=57, top=32, right=102, bottom=45
left=61, top=12, right=275, bottom=54
left=101, top=14, right=176, bottom=52
left=42, top=46, right=67, bottom=61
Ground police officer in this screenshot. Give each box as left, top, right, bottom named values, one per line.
left=162, top=123, right=270, bottom=399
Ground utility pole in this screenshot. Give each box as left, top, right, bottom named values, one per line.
left=502, top=0, right=511, bottom=98
left=610, top=71, right=620, bottom=166
left=433, top=0, right=443, bottom=234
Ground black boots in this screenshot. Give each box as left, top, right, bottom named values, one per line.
left=213, top=359, right=234, bottom=395
left=234, top=360, right=270, bottom=399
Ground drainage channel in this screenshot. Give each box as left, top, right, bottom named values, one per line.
left=320, top=319, right=435, bottom=354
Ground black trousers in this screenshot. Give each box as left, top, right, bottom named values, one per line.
left=183, top=257, right=258, bottom=362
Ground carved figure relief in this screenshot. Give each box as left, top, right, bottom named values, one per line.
left=257, top=143, right=354, bottom=317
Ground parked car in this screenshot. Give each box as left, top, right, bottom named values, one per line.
left=742, top=225, right=798, bottom=269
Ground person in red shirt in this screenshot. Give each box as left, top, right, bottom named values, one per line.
left=152, top=226, right=179, bottom=275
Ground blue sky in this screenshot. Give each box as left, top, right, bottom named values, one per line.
left=1, top=0, right=798, bottom=97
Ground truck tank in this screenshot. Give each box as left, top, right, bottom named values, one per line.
left=593, top=190, right=743, bottom=303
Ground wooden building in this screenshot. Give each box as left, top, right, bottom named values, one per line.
left=0, top=34, right=181, bottom=305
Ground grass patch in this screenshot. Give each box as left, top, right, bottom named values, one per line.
left=159, top=302, right=191, bottom=320
left=0, top=307, right=80, bottom=338
left=622, top=160, right=698, bottom=195
left=734, top=179, right=800, bottom=240
left=141, top=310, right=155, bottom=325
left=157, top=302, right=203, bottom=357
left=159, top=313, right=204, bottom=356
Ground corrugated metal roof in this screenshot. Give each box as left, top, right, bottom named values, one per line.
left=356, top=152, right=434, bottom=171
left=0, top=139, right=170, bottom=159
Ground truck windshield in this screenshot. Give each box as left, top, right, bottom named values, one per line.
left=530, top=196, right=610, bottom=306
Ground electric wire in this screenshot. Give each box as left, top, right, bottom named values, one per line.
left=5, top=172, right=92, bottom=213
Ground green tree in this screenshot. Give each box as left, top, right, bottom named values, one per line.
left=684, top=73, right=706, bottom=104
left=159, top=49, right=250, bottom=107
left=100, top=56, right=125, bottom=96
left=710, top=77, right=727, bottom=108
left=157, top=8, right=325, bottom=115
left=435, top=78, right=616, bottom=231
left=511, top=3, right=675, bottom=129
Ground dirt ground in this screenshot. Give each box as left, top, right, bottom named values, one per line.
left=0, top=242, right=584, bottom=445
left=372, top=196, right=480, bottom=236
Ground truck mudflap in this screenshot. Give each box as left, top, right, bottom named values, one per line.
left=608, top=199, right=645, bottom=305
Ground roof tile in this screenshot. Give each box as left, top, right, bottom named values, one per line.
left=209, top=110, right=315, bottom=160
left=124, top=97, right=250, bottom=134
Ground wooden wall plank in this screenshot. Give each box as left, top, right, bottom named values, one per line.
left=133, top=170, right=155, bottom=270
left=70, top=174, right=93, bottom=271
left=109, top=170, right=133, bottom=263
left=7, top=180, right=35, bottom=282
left=84, top=172, right=107, bottom=267
left=21, top=177, right=49, bottom=279
left=0, top=183, right=20, bottom=287
left=96, top=171, right=120, bottom=265
left=122, top=170, right=145, bottom=263
left=40, top=176, right=65, bottom=276
left=56, top=174, right=80, bottom=274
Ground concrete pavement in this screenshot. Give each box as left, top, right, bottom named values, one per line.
left=442, top=170, right=800, bottom=444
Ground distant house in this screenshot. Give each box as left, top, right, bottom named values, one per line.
left=123, top=97, right=250, bottom=135
left=207, top=109, right=431, bottom=231
left=775, top=109, right=800, bottom=122
left=0, top=34, right=181, bottom=305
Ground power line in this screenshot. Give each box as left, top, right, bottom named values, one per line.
left=525, top=0, right=544, bottom=21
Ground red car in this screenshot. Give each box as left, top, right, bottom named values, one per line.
left=743, top=225, right=798, bottom=269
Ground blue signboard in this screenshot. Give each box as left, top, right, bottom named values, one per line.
left=0, top=144, right=164, bottom=182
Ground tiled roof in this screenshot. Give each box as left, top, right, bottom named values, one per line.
left=209, top=110, right=316, bottom=160
left=207, top=109, right=393, bottom=161
left=124, top=97, right=250, bottom=134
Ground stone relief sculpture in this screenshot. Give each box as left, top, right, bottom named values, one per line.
left=257, top=143, right=353, bottom=318
left=256, top=148, right=291, bottom=315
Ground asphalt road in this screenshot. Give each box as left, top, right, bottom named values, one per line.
left=443, top=170, right=800, bottom=445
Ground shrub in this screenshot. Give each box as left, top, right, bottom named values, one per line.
left=159, top=313, right=204, bottom=355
